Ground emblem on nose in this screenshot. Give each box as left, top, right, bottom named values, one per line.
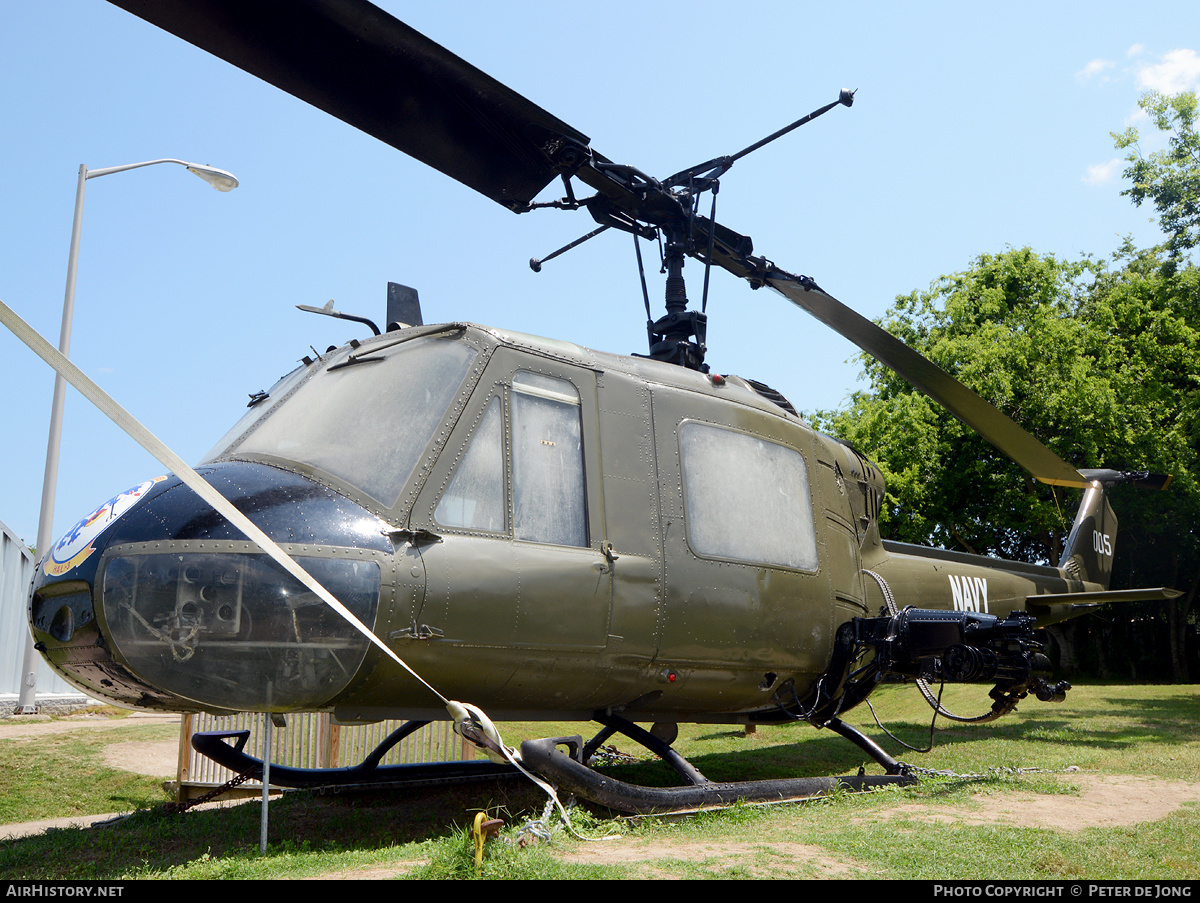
left=44, top=477, right=165, bottom=577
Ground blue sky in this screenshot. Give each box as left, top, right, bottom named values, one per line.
left=1, top=1, right=1197, bottom=549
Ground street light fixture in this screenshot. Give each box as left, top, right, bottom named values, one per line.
left=85, top=158, right=239, bottom=191
left=16, top=157, right=239, bottom=714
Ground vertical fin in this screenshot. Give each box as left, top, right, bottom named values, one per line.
left=1058, top=483, right=1117, bottom=589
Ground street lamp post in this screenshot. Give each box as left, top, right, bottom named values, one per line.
left=16, top=158, right=238, bottom=714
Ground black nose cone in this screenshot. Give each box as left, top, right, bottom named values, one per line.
left=29, top=462, right=392, bottom=711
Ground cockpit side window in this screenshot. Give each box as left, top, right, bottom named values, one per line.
left=435, top=396, right=505, bottom=532
left=431, top=368, right=589, bottom=547
left=511, top=371, right=588, bottom=547
left=679, top=421, right=817, bottom=570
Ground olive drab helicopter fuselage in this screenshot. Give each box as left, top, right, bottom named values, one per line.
left=25, top=313, right=1136, bottom=724
left=19, top=0, right=1180, bottom=812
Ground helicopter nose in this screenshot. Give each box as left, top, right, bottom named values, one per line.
left=28, top=462, right=395, bottom=711
left=40, top=478, right=166, bottom=581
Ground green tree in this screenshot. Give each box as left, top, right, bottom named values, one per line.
left=1113, top=91, right=1200, bottom=259
left=814, top=248, right=1104, bottom=563
left=1082, top=242, right=1200, bottom=678
left=812, top=246, right=1200, bottom=678
left=813, top=94, right=1200, bottom=679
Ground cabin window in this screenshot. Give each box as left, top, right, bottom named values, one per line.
left=511, top=371, right=587, bottom=547
left=435, top=397, right=505, bottom=532
left=679, top=421, right=817, bottom=571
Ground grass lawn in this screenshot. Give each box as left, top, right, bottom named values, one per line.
left=2, top=683, right=1198, bottom=879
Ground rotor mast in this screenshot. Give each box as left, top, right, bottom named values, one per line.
left=530, top=89, right=856, bottom=372
left=648, top=220, right=708, bottom=371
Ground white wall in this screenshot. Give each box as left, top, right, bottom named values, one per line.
left=0, top=517, right=90, bottom=707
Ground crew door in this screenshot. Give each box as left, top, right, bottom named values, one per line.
left=650, top=386, right=835, bottom=707
left=411, top=351, right=611, bottom=662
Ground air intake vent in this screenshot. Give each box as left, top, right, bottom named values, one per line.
left=742, top=377, right=798, bottom=417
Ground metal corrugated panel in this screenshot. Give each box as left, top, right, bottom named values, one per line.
left=0, top=517, right=88, bottom=703
left=181, top=712, right=470, bottom=791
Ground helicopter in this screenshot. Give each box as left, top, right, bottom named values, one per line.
left=18, top=0, right=1180, bottom=813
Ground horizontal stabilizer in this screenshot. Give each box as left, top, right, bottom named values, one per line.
left=1078, top=469, right=1174, bottom=491
left=1026, top=587, right=1182, bottom=626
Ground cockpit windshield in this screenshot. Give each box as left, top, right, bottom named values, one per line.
left=206, top=334, right=478, bottom=508
left=200, top=363, right=310, bottom=462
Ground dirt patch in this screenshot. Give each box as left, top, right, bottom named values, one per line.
left=1, top=713, right=181, bottom=780
left=303, top=863, right=429, bottom=880
left=101, top=738, right=179, bottom=778
left=553, top=838, right=870, bottom=878
left=305, top=838, right=868, bottom=880
left=861, top=774, right=1200, bottom=831
left=0, top=712, right=179, bottom=739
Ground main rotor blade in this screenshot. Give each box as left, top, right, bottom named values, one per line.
left=765, top=275, right=1090, bottom=489
left=108, top=0, right=591, bottom=209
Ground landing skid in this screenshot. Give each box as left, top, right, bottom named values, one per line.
left=190, top=722, right=520, bottom=790
left=520, top=713, right=914, bottom=814
left=190, top=713, right=915, bottom=814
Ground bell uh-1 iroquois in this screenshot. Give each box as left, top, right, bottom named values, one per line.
left=17, top=0, right=1180, bottom=814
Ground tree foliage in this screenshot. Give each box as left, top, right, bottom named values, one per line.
left=1113, top=91, right=1200, bottom=258
left=814, top=248, right=1109, bottom=563
left=812, top=91, right=1200, bottom=678
left=813, top=245, right=1199, bottom=678
left=1084, top=242, right=1200, bottom=577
